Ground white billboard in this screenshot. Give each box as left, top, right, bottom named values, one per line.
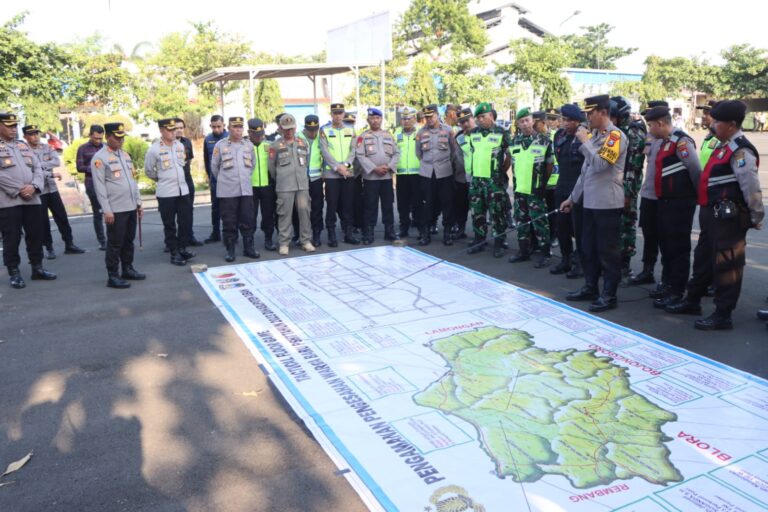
left=327, top=11, right=392, bottom=64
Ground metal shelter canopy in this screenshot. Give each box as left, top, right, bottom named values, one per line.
left=192, top=62, right=377, bottom=117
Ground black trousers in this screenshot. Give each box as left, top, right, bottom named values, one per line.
left=581, top=208, right=622, bottom=296
left=638, top=197, right=660, bottom=268
left=85, top=180, right=106, bottom=244
left=40, top=191, right=73, bottom=247
left=546, top=187, right=557, bottom=239
left=353, top=175, right=364, bottom=229
left=325, top=178, right=355, bottom=230
left=252, top=186, right=276, bottom=237
left=453, top=181, right=470, bottom=229
left=396, top=174, right=423, bottom=230
left=363, top=179, right=394, bottom=227
left=309, top=179, right=324, bottom=232
left=687, top=206, right=750, bottom=313
left=105, top=210, right=137, bottom=274
left=421, top=174, right=454, bottom=233
left=657, top=197, right=697, bottom=294
left=185, top=172, right=197, bottom=238
left=0, top=204, right=44, bottom=267
left=219, top=196, right=255, bottom=244
left=207, top=172, right=221, bottom=234
left=158, top=194, right=193, bottom=251
left=555, top=192, right=581, bottom=259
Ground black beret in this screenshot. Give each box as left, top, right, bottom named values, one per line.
left=643, top=106, right=671, bottom=122
left=247, top=118, right=264, bottom=131
left=583, top=95, right=611, bottom=112
left=710, top=100, right=747, bottom=124
left=560, top=103, right=585, bottom=122
left=304, top=114, right=320, bottom=128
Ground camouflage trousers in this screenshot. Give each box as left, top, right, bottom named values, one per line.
left=514, top=193, right=550, bottom=244
left=470, top=178, right=508, bottom=238
left=621, top=180, right=641, bottom=259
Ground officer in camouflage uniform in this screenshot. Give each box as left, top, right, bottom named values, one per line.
left=467, top=102, right=512, bottom=256
left=508, top=107, right=554, bottom=266
left=610, top=96, right=647, bottom=277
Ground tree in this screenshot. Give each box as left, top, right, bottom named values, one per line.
left=405, top=57, right=438, bottom=107
left=497, top=36, right=574, bottom=110
left=397, top=0, right=488, bottom=61
left=436, top=56, right=495, bottom=105
left=719, top=44, right=768, bottom=98
left=562, top=24, right=636, bottom=70
left=250, top=79, right=283, bottom=123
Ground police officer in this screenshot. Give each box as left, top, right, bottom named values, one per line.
left=76, top=124, right=106, bottom=250
left=247, top=118, right=277, bottom=251
left=550, top=104, right=586, bottom=278
left=174, top=118, right=203, bottom=247
left=91, top=122, right=144, bottom=289
left=394, top=106, right=422, bottom=238
left=444, top=104, right=461, bottom=133
left=269, top=114, right=315, bottom=255
left=0, top=113, right=56, bottom=289
left=508, top=107, right=554, bottom=265
left=666, top=100, right=764, bottom=330
left=415, top=104, right=457, bottom=246
left=610, top=96, right=647, bottom=277
left=467, top=102, right=512, bottom=255
left=23, top=125, right=85, bottom=259
left=356, top=108, right=399, bottom=245
left=642, top=106, right=701, bottom=309
left=697, top=100, right=719, bottom=167
left=345, top=111, right=366, bottom=236
left=203, top=115, right=228, bottom=243
left=560, top=95, right=627, bottom=312
left=297, top=114, right=324, bottom=247
left=145, top=118, right=195, bottom=266
left=452, top=108, right=475, bottom=240
left=320, top=103, right=359, bottom=245
left=211, top=116, right=257, bottom=262
left=629, top=101, right=669, bottom=287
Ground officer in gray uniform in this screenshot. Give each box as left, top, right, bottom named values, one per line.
left=23, top=124, right=84, bottom=259
left=415, top=104, right=458, bottom=246
left=561, top=95, right=628, bottom=312
left=0, top=112, right=56, bottom=289
left=91, top=122, right=144, bottom=289
left=355, top=107, right=400, bottom=245
left=268, top=113, right=316, bottom=255
left=211, top=116, right=258, bottom=262
left=145, top=118, right=195, bottom=266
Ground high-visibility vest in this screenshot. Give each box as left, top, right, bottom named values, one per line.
left=298, top=132, right=322, bottom=179
left=509, top=138, right=549, bottom=195
left=469, top=131, right=504, bottom=179
left=320, top=125, right=355, bottom=170
left=456, top=132, right=472, bottom=175
left=699, top=133, right=718, bottom=168
left=250, top=142, right=270, bottom=187
left=394, top=127, right=419, bottom=175
left=547, top=129, right=559, bottom=187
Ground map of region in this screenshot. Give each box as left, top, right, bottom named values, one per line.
left=414, top=326, right=684, bottom=489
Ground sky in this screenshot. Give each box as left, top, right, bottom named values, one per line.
left=3, top=0, right=766, bottom=71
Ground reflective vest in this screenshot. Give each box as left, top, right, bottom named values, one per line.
left=394, top=127, right=419, bottom=175
left=509, top=137, right=549, bottom=195
left=698, top=136, right=759, bottom=206
left=297, top=132, right=322, bottom=179
left=320, top=125, right=355, bottom=170
left=456, top=132, right=472, bottom=176
left=699, top=133, right=718, bottom=168
left=469, top=130, right=504, bottom=179
left=547, top=129, right=559, bottom=187
left=654, top=130, right=696, bottom=199
left=250, top=142, right=270, bottom=187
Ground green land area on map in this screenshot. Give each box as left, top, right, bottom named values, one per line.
left=414, top=326, right=683, bottom=489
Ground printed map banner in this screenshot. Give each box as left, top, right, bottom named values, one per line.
left=196, top=246, right=768, bottom=512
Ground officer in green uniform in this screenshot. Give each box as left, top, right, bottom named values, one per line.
left=610, top=96, right=647, bottom=277
left=394, top=106, right=421, bottom=238
left=247, top=118, right=277, bottom=251
left=452, top=108, right=475, bottom=240
left=467, top=102, right=512, bottom=256
left=508, top=108, right=554, bottom=266
left=297, top=115, right=324, bottom=247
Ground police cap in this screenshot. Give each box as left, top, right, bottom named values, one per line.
left=104, top=122, right=126, bottom=138
left=22, top=125, right=40, bottom=135
left=330, top=103, right=345, bottom=114
left=247, top=118, right=265, bottom=132
left=157, top=118, right=176, bottom=130
left=583, top=95, right=611, bottom=112
left=304, top=115, right=320, bottom=129
left=0, top=113, right=19, bottom=127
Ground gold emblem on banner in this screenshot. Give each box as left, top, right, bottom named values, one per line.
left=428, top=485, right=485, bottom=512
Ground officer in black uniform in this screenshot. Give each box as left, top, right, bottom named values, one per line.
left=666, top=101, right=763, bottom=330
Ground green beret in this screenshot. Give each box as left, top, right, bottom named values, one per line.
left=516, top=107, right=532, bottom=120
left=474, top=102, right=492, bottom=117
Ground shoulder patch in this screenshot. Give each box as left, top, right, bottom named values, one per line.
left=213, top=148, right=219, bottom=157
left=269, top=148, right=276, bottom=159
left=94, top=160, right=103, bottom=169
left=598, top=131, right=622, bottom=164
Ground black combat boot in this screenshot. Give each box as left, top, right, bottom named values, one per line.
left=508, top=240, right=531, bottom=263
left=107, top=272, right=130, bottom=289
left=31, top=265, right=57, bottom=280
left=8, top=267, right=25, bottom=289
left=493, top=238, right=505, bottom=258
left=566, top=253, right=583, bottom=279
left=384, top=225, right=399, bottom=242
left=467, top=235, right=486, bottom=254
left=443, top=229, right=453, bottom=246
left=243, top=237, right=260, bottom=259
left=264, top=234, right=277, bottom=251
left=179, top=247, right=196, bottom=260
left=327, top=228, right=338, bottom=248
left=534, top=244, right=551, bottom=269
left=362, top=227, right=374, bottom=245
left=170, top=250, right=186, bottom=266
left=417, top=229, right=431, bottom=246
left=64, top=242, right=85, bottom=254
left=398, top=224, right=409, bottom=238
left=121, top=266, right=146, bottom=280
left=45, top=246, right=56, bottom=260
left=312, top=229, right=322, bottom=247
left=343, top=226, right=361, bottom=245
left=628, top=263, right=655, bottom=285
left=224, top=240, right=236, bottom=262
left=204, top=230, right=221, bottom=244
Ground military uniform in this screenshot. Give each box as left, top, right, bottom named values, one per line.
left=643, top=107, right=701, bottom=307
left=415, top=105, right=457, bottom=245
left=91, top=122, right=143, bottom=288
left=211, top=117, right=256, bottom=262
left=297, top=115, right=325, bottom=246
left=617, top=116, right=647, bottom=270
left=467, top=103, right=512, bottom=253
left=320, top=103, right=359, bottom=244
left=24, top=126, right=83, bottom=257
left=355, top=109, right=399, bottom=244
left=268, top=114, right=314, bottom=254
left=394, top=109, right=422, bottom=238
left=247, top=118, right=277, bottom=251
left=145, top=119, right=193, bottom=265
left=0, top=113, right=55, bottom=288
left=566, top=95, right=628, bottom=311
left=508, top=119, right=554, bottom=264
left=667, top=101, right=764, bottom=330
